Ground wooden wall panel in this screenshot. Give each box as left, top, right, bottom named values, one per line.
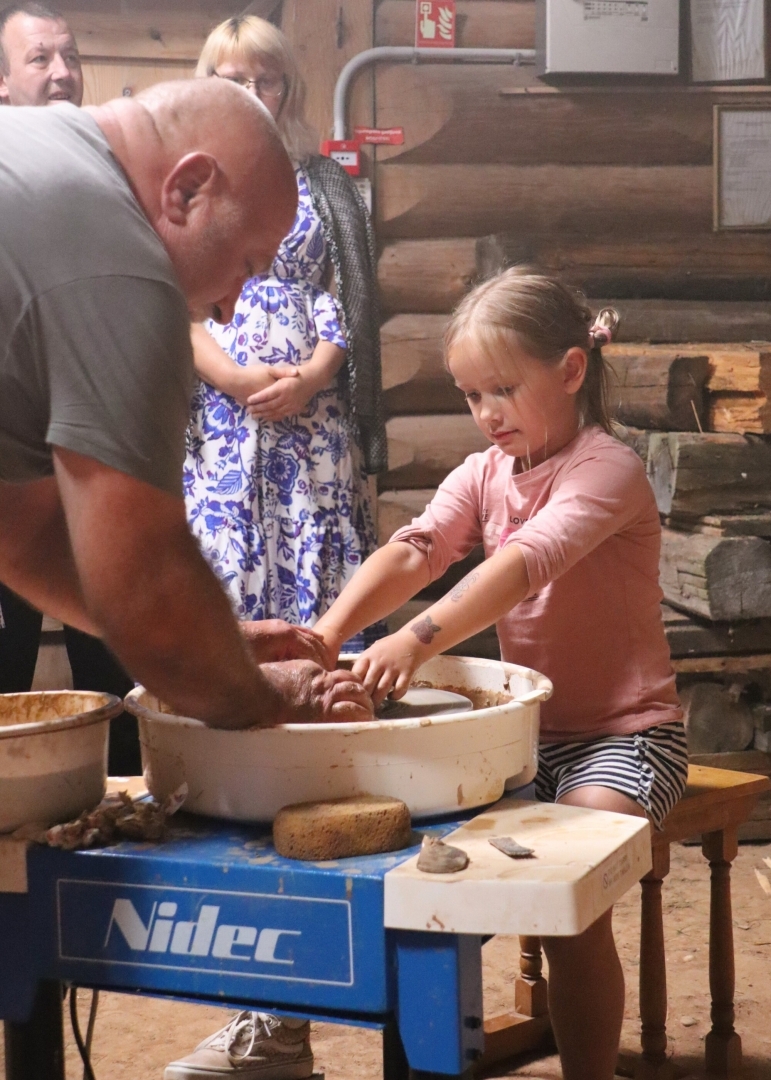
left=382, top=415, right=489, bottom=489
left=373, top=67, right=716, bottom=166
left=375, top=0, right=535, bottom=49
left=63, top=12, right=221, bottom=61
left=378, top=238, right=477, bottom=313
left=477, top=233, right=771, bottom=302
left=282, top=0, right=374, bottom=143
left=82, top=61, right=194, bottom=104
left=376, top=163, right=713, bottom=239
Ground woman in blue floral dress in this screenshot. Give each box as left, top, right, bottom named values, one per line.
left=183, top=15, right=387, bottom=653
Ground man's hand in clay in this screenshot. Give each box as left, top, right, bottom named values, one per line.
left=259, top=660, right=374, bottom=725
left=239, top=620, right=333, bottom=669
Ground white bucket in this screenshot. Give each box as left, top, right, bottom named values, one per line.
left=125, top=655, right=551, bottom=822
left=0, top=691, right=122, bottom=832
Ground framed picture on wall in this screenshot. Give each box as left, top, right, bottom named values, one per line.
left=691, top=0, right=767, bottom=82
left=714, top=106, right=771, bottom=229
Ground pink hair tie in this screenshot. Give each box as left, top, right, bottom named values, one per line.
left=588, top=308, right=619, bottom=348
left=589, top=323, right=613, bottom=347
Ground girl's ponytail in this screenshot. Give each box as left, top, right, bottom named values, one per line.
left=583, top=307, right=620, bottom=436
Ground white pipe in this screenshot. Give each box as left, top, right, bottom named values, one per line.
left=332, top=46, right=536, bottom=141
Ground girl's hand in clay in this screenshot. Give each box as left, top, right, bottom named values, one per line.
left=352, top=632, right=422, bottom=708
left=258, top=660, right=375, bottom=725
left=239, top=619, right=334, bottom=669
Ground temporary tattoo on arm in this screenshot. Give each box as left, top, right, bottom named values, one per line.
left=410, top=614, right=441, bottom=645
left=449, top=571, right=480, bottom=603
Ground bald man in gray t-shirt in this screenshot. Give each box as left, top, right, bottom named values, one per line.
left=0, top=80, right=374, bottom=728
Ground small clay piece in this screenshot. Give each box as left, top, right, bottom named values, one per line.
left=489, top=836, right=535, bottom=859
left=272, top=795, right=412, bottom=861
left=416, top=834, right=470, bottom=874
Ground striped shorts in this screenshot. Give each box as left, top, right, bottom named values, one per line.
left=535, top=721, right=689, bottom=829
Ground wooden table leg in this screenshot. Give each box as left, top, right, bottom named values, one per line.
left=475, top=937, right=551, bottom=1073
left=515, top=936, right=549, bottom=1017
left=634, top=842, right=680, bottom=1080
left=702, top=828, right=742, bottom=1077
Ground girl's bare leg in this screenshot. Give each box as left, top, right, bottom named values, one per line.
left=541, top=785, right=646, bottom=1080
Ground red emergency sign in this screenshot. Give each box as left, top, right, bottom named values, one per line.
left=319, top=139, right=361, bottom=176
left=354, top=126, right=405, bottom=146
left=415, top=0, right=456, bottom=48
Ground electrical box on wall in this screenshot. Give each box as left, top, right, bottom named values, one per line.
left=536, top=0, right=680, bottom=76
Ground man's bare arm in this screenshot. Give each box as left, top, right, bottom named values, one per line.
left=0, top=476, right=98, bottom=633
left=52, top=448, right=372, bottom=727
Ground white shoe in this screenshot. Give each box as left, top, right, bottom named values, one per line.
left=164, top=1012, right=314, bottom=1079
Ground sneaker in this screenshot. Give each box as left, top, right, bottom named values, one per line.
left=164, top=1012, right=314, bottom=1079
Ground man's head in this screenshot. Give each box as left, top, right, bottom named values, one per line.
left=87, top=78, right=297, bottom=324
left=0, top=3, right=82, bottom=106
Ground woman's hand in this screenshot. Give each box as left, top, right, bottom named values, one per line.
left=351, top=631, right=424, bottom=707
left=246, top=365, right=317, bottom=421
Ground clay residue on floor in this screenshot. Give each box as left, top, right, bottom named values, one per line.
left=1, top=841, right=770, bottom=1079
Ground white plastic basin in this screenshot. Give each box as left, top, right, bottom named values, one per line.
left=0, top=691, right=122, bottom=833
left=125, top=655, right=551, bottom=822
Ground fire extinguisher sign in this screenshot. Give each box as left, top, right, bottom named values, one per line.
left=415, top=1, right=456, bottom=48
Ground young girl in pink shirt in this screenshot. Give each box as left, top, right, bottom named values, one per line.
left=315, top=269, right=687, bottom=1080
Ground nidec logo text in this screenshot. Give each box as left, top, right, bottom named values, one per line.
left=107, top=898, right=300, bottom=965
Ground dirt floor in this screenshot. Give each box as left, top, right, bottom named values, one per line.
left=2, top=840, right=770, bottom=1079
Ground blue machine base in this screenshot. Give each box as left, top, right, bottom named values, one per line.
left=0, top=813, right=485, bottom=1078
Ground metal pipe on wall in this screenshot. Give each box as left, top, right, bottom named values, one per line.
left=332, top=46, right=537, bottom=141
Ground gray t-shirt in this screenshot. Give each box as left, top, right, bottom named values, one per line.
left=0, top=105, right=193, bottom=496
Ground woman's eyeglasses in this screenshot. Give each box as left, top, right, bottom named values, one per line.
left=212, top=70, right=286, bottom=100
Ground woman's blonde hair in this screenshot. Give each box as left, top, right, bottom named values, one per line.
left=445, top=268, right=619, bottom=435
left=196, top=15, right=318, bottom=163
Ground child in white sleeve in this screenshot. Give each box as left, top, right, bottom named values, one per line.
left=315, top=270, right=686, bottom=1080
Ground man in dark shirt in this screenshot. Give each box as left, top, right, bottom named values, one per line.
left=0, top=77, right=373, bottom=727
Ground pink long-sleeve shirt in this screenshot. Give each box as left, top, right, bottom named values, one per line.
left=390, top=425, right=681, bottom=742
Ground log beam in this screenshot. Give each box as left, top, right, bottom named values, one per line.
left=381, top=415, right=489, bottom=489
left=660, top=528, right=771, bottom=622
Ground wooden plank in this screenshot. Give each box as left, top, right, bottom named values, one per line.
left=673, top=654, right=771, bottom=673
left=376, top=164, right=712, bottom=240
left=373, top=64, right=714, bottom=166
left=376, top=0, right=535, bottom=49
left=282, top=0, right=373, bottom=142
left=381, top=314, right=463, bottom=415
left=662, top=604, right=771, bottom=658
left=660, top=527, right=771, bottom=621
left=688, top=750, right=771, bottom=840
left=605, top=350, right=710, bottom=431
left=476, top=233, right=771, bottom=303
left=604, top=342, right=771, bottom=393
left=64, top=11, right=221, bottom=60
left=378, top=239, right=477, bottom=314
left=665, top=511, right=771, bottom=537
left=645, top=431, right=771, bottom=517
left=381, top=414, right=489, bottom=489
left=377, top=488, right=435, bottom=546
left=81, top=60, right=194, bottom=105
left=597, top=300, right=771, bottom=344
left=710, top=393, right=771, bottom=434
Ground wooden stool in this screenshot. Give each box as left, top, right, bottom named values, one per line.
left=477, top=765, right=771, bottom=1078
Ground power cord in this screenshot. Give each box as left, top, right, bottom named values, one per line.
left=69, top=984, right=99, bottom=1080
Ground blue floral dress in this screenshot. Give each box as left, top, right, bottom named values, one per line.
left=184, top=166, right=380, bottom=649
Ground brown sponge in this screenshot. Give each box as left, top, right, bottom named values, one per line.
left=273, top=795, right=412, bottom=861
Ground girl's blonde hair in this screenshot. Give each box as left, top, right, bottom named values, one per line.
left=196, top=15, right=318, bottom=163
left=445, top=269, right=619, bottom=435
